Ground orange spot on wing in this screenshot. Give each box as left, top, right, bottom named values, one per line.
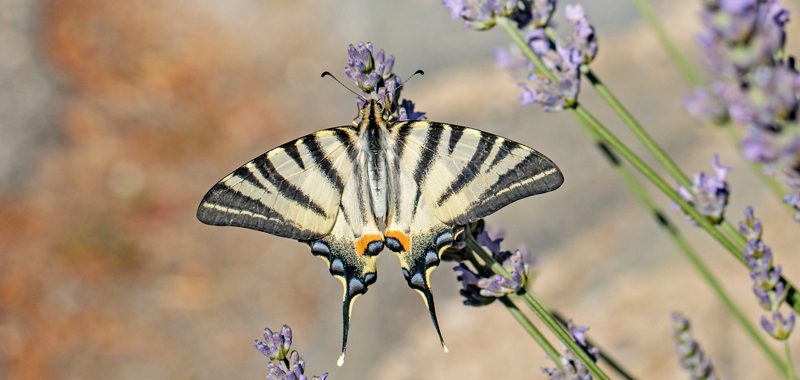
left=355, top=234, right=384, bottom=256
left=385, top=230, right=410, bottom=251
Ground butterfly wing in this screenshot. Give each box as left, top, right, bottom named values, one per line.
left=197, top=126, right=358, bottom=241
left=198, top=124, right=384, bottom=367
left=384, top=120, right=563, bottom=349
left=391, top=121, right=564, bottom=225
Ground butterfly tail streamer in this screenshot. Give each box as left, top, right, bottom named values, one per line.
left=338, top=290, right=358, bottom=367
left=419, top=284, right=449, bottom=353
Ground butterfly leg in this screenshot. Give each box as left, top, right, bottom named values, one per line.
left=306, top=237, right=378, bottom=366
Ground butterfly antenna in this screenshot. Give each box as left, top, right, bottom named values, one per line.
left=396, top=69, right=425, bottom=92
left=321, top=71, right=366, bottom=101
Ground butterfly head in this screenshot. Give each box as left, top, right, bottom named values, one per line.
left=359, top=98, right=390, bottom=122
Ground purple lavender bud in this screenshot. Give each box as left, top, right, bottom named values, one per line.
left=477, top=230, right=504, bottom=254
left=683, top=83, right=730, bottom=123
left=444, top=0, right=524, bottom=30
left=555, top=38, right=584, bottom=71
left=740, top=133, right=781, bottom=164
left=761, top=310, right=796, bottom=339
left=398, top=100, right=427, bottom=121
left=520, top=71, right=580, bottom=112
left=784, top=193, right=800, bottom=222
left=280, top=325, right=292, bottom=354
left=531, top=0, right=557, bottom=28
left=519, top=83, right=537, bottom=106
left=255, top=339, right=278, bottom=359
left=454, top=264, right=497, bottom=306
left=673, top=154, right=731, bottom=224
left=477, top=249, right=531, bottom=296
left=753, top=286, right=773, bottom=309
left=267, top=363, right=287, bottom=380
left=568, top=320, right=600, bottom=362
left=768, top=0, right=790, bottom=26
left=738, top=206, right=763, bottom=240
left=670, top=312, right=723, bottom=380
left=443, top=0, right=465, bottom=19
left=563, top=4, right=598, bottom=63
left=543, top=347, right=593, bottom=380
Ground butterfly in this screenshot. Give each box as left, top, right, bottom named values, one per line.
left=197, top=97, right=563, bottom=366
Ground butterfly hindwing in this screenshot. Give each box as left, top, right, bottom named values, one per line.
left=197, top=126, right=359, bottom=241
left=305, top=128, right=385, bottom=366
left=385, top=148, right=457, bottom=351
left=389, top=121, right=564, bottom=226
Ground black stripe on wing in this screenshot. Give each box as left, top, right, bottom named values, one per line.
left=254, top=155, right=329, bottom=218
left=304, top=135, right=346, bottom=191
left=436, top=130, right=495, bottom=206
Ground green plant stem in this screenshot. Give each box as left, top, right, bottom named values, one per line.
left=626, top=0, right=703, bottom=87
left=466, top=236, right=612, bottom=380
left=567, top=113, right=787, bottom=376
left=787, top=341, right=796, bottom=380
left=497, top=296, right=563, bottom=370
left=580, top=66, right=693, bottom=190
left=721, top=219, right=747, bottom=251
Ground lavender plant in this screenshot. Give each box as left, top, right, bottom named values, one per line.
left=678, top=0, right=800, bottom=220
left=671, top=312, right=724, bottom=380
left=542, top=321, right=599, bottom=380
left=739, top=207, right=797, bottom=348
left=440, top=0, right=798, bottom=378
left=254, top=325, right=328, bottom=380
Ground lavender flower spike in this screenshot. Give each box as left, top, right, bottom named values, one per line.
left=519, top=71, right=580, bottom=111
left=761, top=310, right=796, bottom=340
left=255, top=324, right=293, bottom=361
left=256, top=325, right=328, bottom=380
left=671, top=312, right=723, bottom=380
left=672, top=154, right=732, bottom=225
left=564, top=4, right=598, bottom=64
left=542, top=320, right=598, bottom=380
left=442, top=0, right=528, bottom=30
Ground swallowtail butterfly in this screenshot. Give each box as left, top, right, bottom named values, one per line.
left=197, top=93, right=563, bottom=366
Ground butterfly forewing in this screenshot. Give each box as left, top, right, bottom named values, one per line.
left=197, top=126, right=359, bottom=241
left=389, top=121, right=564, bottom=226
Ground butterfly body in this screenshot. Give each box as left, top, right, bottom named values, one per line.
left=197, top=99, right=563, bottom=365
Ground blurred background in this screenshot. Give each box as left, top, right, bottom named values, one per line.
left=2, top=0, right=800, bottom=379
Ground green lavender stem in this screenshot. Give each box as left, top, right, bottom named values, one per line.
left=465, top=235, right=612, bottom=380
left=626, top=0, right=703, bottom=87
left=580, top=66, right=694, bottom=190
left=787, top=341, right=796, bottom=380
left=721, top=219, right=747, bottom=251
left=497, top=295, right=563, bottom=369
